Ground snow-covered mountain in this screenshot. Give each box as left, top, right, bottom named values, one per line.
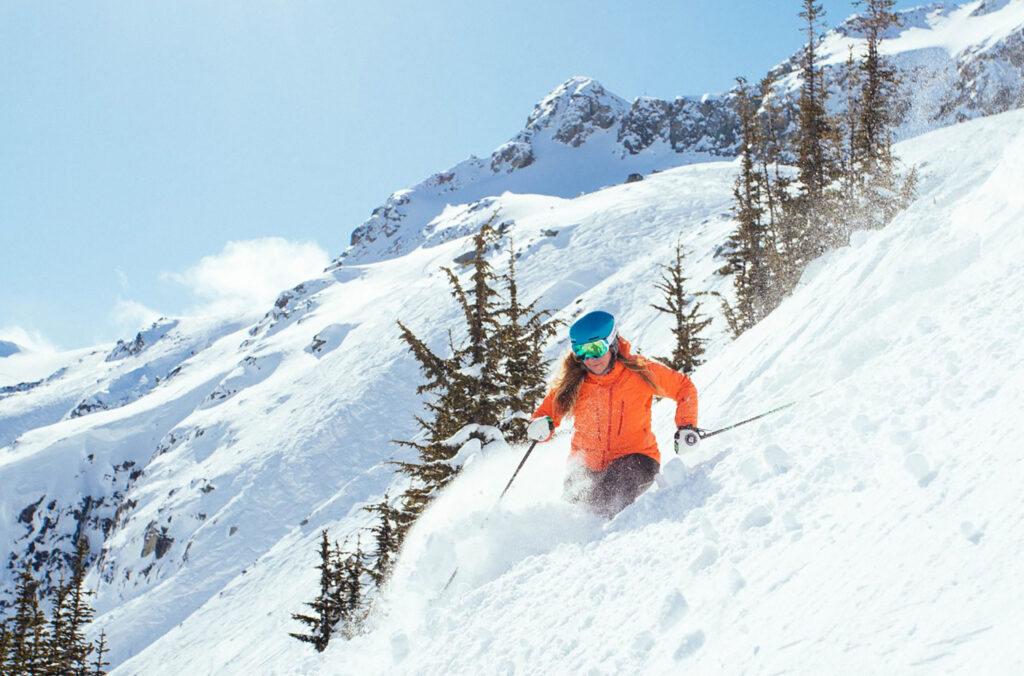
left=337, top=0, right=1024, bottom=268
left=0, top=341, right=21, bottom=359
left=2, top=1, right=1023, bottom=673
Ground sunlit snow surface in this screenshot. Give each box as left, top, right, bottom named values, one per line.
left=2, top=3, right=1023, bottom=668
left=88, top=107, right=1024, bottom=674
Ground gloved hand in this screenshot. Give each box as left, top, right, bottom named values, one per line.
left=527, top=416, right=554, bottom=442
left=674, top=425, right=700, bottom=453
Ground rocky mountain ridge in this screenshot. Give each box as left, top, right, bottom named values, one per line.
left=335, top=0, right=1024, bottom=268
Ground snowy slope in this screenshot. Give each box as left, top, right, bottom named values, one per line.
left=95, top=158, right=742, bottom=674
left=297, top=108, right=1023, bottom=675
left=2, top=2, right=1023, bottom=673
left=94, top=106, right=1024, bottom=674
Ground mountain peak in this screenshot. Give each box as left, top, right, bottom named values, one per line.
left=521, top=76, right=629, bottom=147
left=0, top=340, right=22, bottom=358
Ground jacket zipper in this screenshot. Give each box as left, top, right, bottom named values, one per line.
left=606, top=387, right=614, bottom=464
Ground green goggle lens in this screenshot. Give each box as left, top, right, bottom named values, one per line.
left=573, top=339, right=610, bottom=359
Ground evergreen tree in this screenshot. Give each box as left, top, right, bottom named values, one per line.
left=730, top=77, right=765, bottom=255
left=652, top=242, right=711, bottom=372
left=335, top=538, right=370, bottom=640
left=391, top=322, right=463, bottom=527
left=852, top=0, right=902, bottom=167
left=45, top=575, right=72, bottom=675
left=796, top=0, right=832, bottom=201
left=363, top=495, right=403, bottom=588
left=0, top=616, right=11, bottom=671
left=289, top=531, right=339, bottom=652
left=850, top=0, right=912, bottom=230
left=6, top=563, right=51, bottom=676
left=721, top=78, right=778, bottom=336
left=90, top=630, right=109, bottom=676
left=792, top=0, right=847, bottom=260
left=63, top=536, right=97, bottom=675
left=755, top=76, right=801, bottom=298
left=837, top=46, right=866, bottom=226
left=439, top=221, right=505, bottom=427
left=393, top=217, right=508, bottom=527
left=494, top=244, right=560, bottom=443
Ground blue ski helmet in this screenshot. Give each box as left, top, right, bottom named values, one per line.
left=569, top=310, right=617, bottom=348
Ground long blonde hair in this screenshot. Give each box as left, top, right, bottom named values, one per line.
left=549, top=339, right=657, bottom=419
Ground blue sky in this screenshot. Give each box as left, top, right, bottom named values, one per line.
left=1, top=0, right=921, bottom=351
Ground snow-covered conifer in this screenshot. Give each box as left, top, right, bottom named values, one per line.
left=289, top=531, right=339, bottom=652
left=495, top=243, right=560, bottom=442
left=362, top=495, right=403, bottom=588
left=5, top=563, right=51, bottom=675
left=652, top=241, right=711, bottom=371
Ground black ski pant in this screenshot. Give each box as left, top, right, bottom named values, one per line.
left=563, top=453, right=660, bottom=518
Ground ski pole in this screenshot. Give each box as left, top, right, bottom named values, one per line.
left=441, top=439, right=539, bottom=593
left=498, top=439, right=539, bottom=499
left=698, top=390, right=824, bottom=440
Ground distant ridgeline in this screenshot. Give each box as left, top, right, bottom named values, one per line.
left=0, top=341, right=22, bottom=358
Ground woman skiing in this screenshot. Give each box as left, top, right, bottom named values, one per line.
left=527, top=310, right=700, bottom=517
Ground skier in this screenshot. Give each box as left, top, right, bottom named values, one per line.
left=527, top=310, right=699, bottom=518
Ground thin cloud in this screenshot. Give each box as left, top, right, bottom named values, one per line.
left=111, top=299, right=164, bottom=337
left=162, top=238, right=330, bottom=317
left=0, top=325, right=58, bottom=354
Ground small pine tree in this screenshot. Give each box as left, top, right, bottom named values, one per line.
left=721, top=78, right=779, bottom=336
left=289, top=531, right=340, bottom=652
left=850, top=0, right=911, bottom=231
left=394, top=217, right=509, bottom=526
left=836, top=46, right=868, bottom=229
left=46, top=575, right=72, bottom=675
left=63, top=536, right=98, bottom=674
left=796, top=0, right=833, bottom=201
left=494, top=243, right=560, bottom=443
left=792, top=0, right=849, bottom=261
left=651, top=242, right=711, bottom=372
left=852, top=0, right=902, bottom=167
left=90, top=629, right=110, bottom=676
left=335, top=538, right=370, bottom=640
left=363, top=495, right=403, bottom=587
left=439, top=220, right=505, bottom=427
left=1, top=616, right=11, bottom=668
left=6, top=563, right=51, bottom=676
left=0, top=616, right=11, bottom=670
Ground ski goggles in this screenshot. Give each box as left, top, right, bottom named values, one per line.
left=572, top=338, right=611, bottom=359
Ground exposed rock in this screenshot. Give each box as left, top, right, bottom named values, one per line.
left=242, top=279, right=333, bottom=347
left=19, top=496, right=45, bottom=525
left=141, top=521, right=174, bottom=559
left=1, top=379, right=43, bottom=397
left=491, top=141, right=535, bottom=173
left=106, top=318, right=179, bottom=362
left=521, top=76, right=628, bottom=147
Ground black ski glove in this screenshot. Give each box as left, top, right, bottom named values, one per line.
left=674, top=425, right=701, bottom=453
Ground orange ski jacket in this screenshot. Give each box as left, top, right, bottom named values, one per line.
left=532, top=338, right=697, bottom=472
